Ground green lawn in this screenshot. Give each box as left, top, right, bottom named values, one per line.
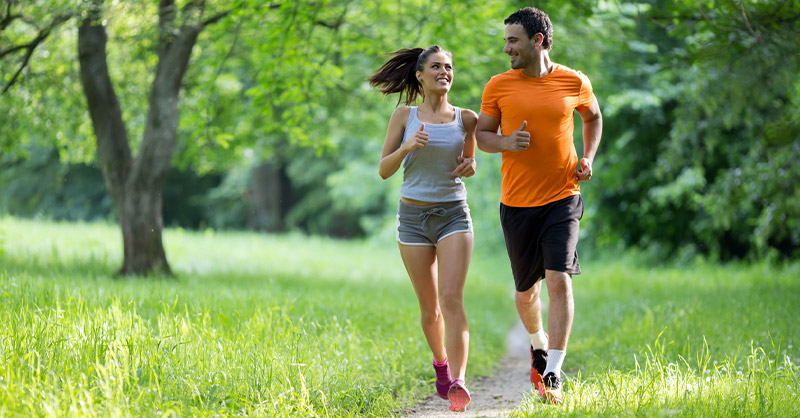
left=515, top=258, right=800, bottom=416
left=1, top=217, right=798, bottom=416
left=0, top=217, right=512, bottom=416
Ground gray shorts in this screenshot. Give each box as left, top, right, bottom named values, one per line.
left=396, top=200, right=473, bottom=246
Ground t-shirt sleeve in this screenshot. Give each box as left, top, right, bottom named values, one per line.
left=576, top=71, right=595, bottom=112
left=480, top=77, right=500, bottom=118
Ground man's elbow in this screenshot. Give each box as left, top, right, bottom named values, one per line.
left=476, top=132, right=500, bottom=153
left=475, top=132, right=489, bottom=151
left=585, top=108, right=603, bottom=124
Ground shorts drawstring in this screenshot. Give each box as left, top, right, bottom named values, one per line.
left=418, top=207, right=447, bottom=231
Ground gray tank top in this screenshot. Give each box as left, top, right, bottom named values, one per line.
left=400, top=106, right=467, bottom=202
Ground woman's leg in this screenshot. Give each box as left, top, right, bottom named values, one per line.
left=398, top=243, right=446, bottom=362
left=435, top=232, right=473, bottom=381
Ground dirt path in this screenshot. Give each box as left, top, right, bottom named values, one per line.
left=405, top=320, right=534, bottom=417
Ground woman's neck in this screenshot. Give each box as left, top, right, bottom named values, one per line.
left=420, top=93, right=450, bottom=113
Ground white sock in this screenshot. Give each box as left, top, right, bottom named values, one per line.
left=529, top=328, right=548, bottom=350
left=543, top=349, right=565, bottom=377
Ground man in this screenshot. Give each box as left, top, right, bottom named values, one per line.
left=476, top=6, right=602, bottom=404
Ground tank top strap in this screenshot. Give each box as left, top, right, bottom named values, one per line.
left=454, top=106, right=463, bottom=129
left=407, top=106, right=419, bottom=125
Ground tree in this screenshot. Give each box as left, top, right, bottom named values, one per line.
left=2, top=0, right=233, bottom=275
left=1, top=0, right=421, bottom=273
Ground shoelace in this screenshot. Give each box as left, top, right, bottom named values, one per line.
left=418, top=207, right=447, bottom=231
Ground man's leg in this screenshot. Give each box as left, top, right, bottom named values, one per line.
left=544, top=269, right=573, bottom=352
left=538, top=269, right=573, bottom=404
left=516, top=280, right=548, bottom=389
left=515, top=280, right=543, bottom=336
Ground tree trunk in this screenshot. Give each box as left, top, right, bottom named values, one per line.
left=77, top=0, right=204, bottom=276
left=250, top=159, right=290, bottom=232
left=119, top=187, right=170, bottom=275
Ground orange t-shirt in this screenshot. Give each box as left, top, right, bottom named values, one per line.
left=480, top=64, right=595, bottom=207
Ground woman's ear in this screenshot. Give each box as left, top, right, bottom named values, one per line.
left=416, top=70, right=422, bottom=82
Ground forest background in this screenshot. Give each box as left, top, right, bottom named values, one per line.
left=2, top=0, right=799, bottom=269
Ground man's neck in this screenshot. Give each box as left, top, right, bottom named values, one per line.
left=521, top=52, right=553, bottom=78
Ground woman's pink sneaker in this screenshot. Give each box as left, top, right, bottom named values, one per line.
left=447, top=379, right=471, bottom=412
left=433, top=359, right=452, bottom=399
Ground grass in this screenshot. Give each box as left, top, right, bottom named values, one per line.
left=0, top=217, right=513, bottom=416
left=1, top=217, right=798, bottom=416
left=514, top=258, right=800, bottom=416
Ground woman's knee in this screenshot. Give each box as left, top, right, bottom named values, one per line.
left=420, top=307, right=442, bottom=325
left=438, top=292, right=465, bottom=314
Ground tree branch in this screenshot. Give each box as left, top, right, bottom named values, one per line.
left=0, top=43, right=29, bottom=58
left=1, top=13, right=73, bottom=94
left=0, top=0, right=12, bottom=30
left=204, top=16, right=242, bottom=140
left=739, top=0, right=761, bottom=42
left=201, top=9, right=231, bottom=27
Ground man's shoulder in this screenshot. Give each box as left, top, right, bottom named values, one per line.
left=487, top=69, right=520, bottom=86
left=552, top=63, right=591, bottom=82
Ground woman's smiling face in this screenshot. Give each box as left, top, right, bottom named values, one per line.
left=416, top=51, right=453, bottom=95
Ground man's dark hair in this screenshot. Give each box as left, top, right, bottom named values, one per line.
left=504, top=7, right=553, bottom=50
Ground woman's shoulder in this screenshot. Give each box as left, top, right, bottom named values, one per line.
left=388, top=106, right=413, bottom=128
left=459, top=107, right=478, bottom=127
left=459, top=107, right=478, bottom=119
left=391, top=105, right=413, bottom=118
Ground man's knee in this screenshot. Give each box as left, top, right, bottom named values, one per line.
left=545, top=270, right=572, bottom=293
left=516, top=281, right=542, bottom=303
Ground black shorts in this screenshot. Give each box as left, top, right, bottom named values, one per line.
left=499, top=195, right=584, bottom=292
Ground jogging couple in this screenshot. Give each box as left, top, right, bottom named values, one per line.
left=370, top=6, right=603, bottom=412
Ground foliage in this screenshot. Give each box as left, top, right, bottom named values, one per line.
left=2, top=0, right=798, bottom=260
left=0, top=147, right=111, bottom=221
left=587, top=0, right=800, bottom=261
left=0, top=147, right=223, bottom=229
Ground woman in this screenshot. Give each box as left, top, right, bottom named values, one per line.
left=369, top=45, right=477, bottom=413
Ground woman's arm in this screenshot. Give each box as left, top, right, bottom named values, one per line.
left=452, top=108, right=477, bottom=177
left=379, top=106, right=423, bottom=179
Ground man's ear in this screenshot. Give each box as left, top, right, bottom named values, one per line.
left=534, top=33, right=544, bottom=48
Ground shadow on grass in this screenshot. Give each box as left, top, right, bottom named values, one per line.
left=1, top=253, right=115, bottom=277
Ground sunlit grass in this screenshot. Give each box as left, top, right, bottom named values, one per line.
left=0, top=216, right=513, bottom=416
left=3, top=217, right=798, bottom=416
left=513, top=256, right=800, bottom=416
left=516, top=343, right=798, bottom=416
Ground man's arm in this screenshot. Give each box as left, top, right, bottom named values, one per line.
left=476, top=112, right=530, bottom=153
left=576, top=97, right=602, bottom=181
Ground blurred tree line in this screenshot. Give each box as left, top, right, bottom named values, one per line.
left=2, top=0, right=798, bottom=270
